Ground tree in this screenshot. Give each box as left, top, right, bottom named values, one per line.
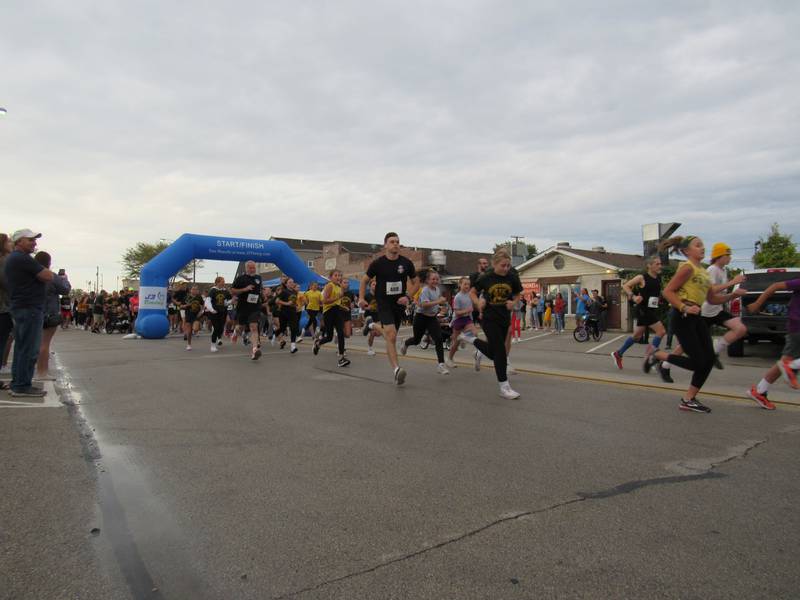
left=121, top=241, right=202, bottom=281
left=493, top=241, right=538, bottom=259
left=753, top=223, right=800, bottom=268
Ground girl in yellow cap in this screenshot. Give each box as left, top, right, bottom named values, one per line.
left=645, top=236, right=747, bottom=413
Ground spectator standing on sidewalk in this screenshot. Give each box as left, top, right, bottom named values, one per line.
left=4, top=229, right=53, bottom=397
left=35, top=252, right=70, bottom=380
left=0, top=233, right=13, bottom=377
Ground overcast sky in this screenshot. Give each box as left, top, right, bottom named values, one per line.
left=2, top=1, right=799, bottom=289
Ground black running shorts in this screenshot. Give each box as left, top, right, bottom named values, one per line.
left=633, top=305, right=661, bottom=327
left=237, top=309, right=260, bottom=326
left=703, top=310, right=734, bottom=328
left=377, top=300, right=405, bottom=330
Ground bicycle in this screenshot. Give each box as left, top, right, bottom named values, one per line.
left=573, top=316, right=603, bottom=342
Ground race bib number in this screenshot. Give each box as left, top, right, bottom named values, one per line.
left=647, top=296, right=659, bottom=309
left=247, top=293, right=259, bottom=304
left=386, top=281, right=402, bottom=295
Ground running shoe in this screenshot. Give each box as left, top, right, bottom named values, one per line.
left=394, top=366, right=407, bottom=385
left=474, top=350, right=482, bottom=371
left=778, top=358, right=799, bottom=389
left=217, top=340, right=223, bottom=346
left=713, top=354, right=724, bottom=370
left=10, top=387, right=47, bottom=398
left=656, top=363, right=674, bottom=383
left=610, top=351, right=623, bottom=370
left=444, top=358, right=456, bottom=369
left=362, top=316, right=373, bottom=336
left=643, top=354, right=657, bottom=374
left=313, top=339, right=320, bottom=356
left=458, top=331, right=477, bottom=345
left=279, top=340, right=286, bottom=350
left=338, top=357, right=351, bottom=368
left=290, top=344, right=298, bottom=354
left=251, top=346, right=262, bottom=361
left=210, top=345, right=218, bottom=353
left=499, top=382, right=520, bottom=400
left=437, top=363, right=450, bottom=375
left=367, top=348, right=376, bottom=356
left=400, top=339, right=408, bottom=356
left=679, top=398, right=711, bottom=413
left=747, top=386, right=776, bottom=410
left=185, top=345, right=192, bottom=351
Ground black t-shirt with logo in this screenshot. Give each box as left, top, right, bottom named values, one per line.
left=232, top=274, right=263, bottom=313
left=278, top=288, right=297, bottom=317
left=184, top=294, right=204, bottom=317
left=208, top=287, right=231, bottom=313
left=366, top=255, right=417, bottom=304
left=473, top=270, right=522, bottom=325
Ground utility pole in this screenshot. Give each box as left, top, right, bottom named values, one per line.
left=95, top=266, right=99, bottom=293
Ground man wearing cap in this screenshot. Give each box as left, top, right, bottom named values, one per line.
left=699, top=243, right=748, bottom=363
left=4, top=229, right=53, bottom=397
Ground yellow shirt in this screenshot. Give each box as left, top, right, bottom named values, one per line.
left=295, top=291, right=306, bottom=312
left=305, top=290, right=322, bottom=311
left=677, top=262, right=711, bottom=306
left=322, top=282, right=343, bottom=313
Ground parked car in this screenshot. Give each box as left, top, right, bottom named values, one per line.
left=727, top=267, right=800, bottom=357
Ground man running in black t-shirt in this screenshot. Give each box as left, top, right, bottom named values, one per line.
left=230, top=261, right=264, bottom=360
left=359, top=232, right=419, bottom=385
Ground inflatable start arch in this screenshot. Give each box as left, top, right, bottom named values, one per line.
left=136, top=234, right=327, bottom=339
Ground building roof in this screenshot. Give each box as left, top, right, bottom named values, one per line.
left=517, top=245, right=647, bottom=272
left=272, top=237, right=381, bottom=255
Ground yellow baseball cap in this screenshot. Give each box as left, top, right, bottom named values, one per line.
left=711, top=242, right=731, bottom=260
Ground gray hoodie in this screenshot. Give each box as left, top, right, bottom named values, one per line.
left=43, top=275, right=71, bottom=317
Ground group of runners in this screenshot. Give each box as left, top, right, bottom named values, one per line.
left=157, top=232, right=800, bottom=411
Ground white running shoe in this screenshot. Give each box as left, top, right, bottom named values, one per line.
left=400, top=339, right=408, bottom=356
left=216, top=339, right=223, bottom=346
left=0, top=365, right=10, bottom=375
left=367, top=348, right=376, bottom=356
left=444, top=358, right=456, bottom=369
left=507, top=363, right=518, bottom=375
left=185, top=345, right=192, bottom=351
left=437, top=363, right=450, bottom=375
left=210, top=345, right=218, bottom=353
left=474, top=350, right=482, bottom=371
left=499, top=382, right=520, bottom=400
left=394, top=366, right=407, bottom=385
left=458, top=331, right=477, bottom=345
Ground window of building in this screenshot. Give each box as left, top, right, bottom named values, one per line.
left=307, top=260, right=314, bottom=268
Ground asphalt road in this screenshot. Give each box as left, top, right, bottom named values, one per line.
left=2, top=327, right=799, bottom=599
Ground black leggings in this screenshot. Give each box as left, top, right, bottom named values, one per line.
left=666, top=310, right=715, bottom=389
left=279, top=312, right=299, bottom=343
left=0, top=312, right=12, bottom=368
left=473, top=318, right=508, bottom=383
left=305, top=310, right=319, bottom=334
left=403, top=314, right=444, bottom=363
left=319, top=309, right=346, bottom=355
left=210, top=312, right=226, bottom=344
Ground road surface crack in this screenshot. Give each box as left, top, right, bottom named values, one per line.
left=274, top=436, right=768, bottom=599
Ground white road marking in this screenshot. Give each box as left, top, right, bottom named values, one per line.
left=518, top=332, right=554, bottom=343
left=585, top=335, right=625, bottom=353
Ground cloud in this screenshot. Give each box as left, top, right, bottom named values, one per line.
left=1, top=2, right=798, bottom=288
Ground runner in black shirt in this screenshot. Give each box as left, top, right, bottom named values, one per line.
left=276, top=278, right=301, bottom=353
left=230, top=260, right=264, bottom=360
left=181, top=285, right=204, bottom=351
left=460, top=248, right=522, bottom=399
left=359, top=232, right=419, bottom=385
left=205, top=276, right=231, bottom=353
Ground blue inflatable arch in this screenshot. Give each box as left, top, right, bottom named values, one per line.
left=136, top=234, right=328, bottom=339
